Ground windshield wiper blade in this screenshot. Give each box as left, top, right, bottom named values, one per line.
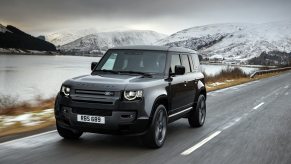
left=118, top=71, right=153, bottom=77
left=94, top=69, right=119, bottom=74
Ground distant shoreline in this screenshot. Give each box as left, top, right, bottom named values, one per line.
left=201, top=62, right=277, bottom=68
left=0, top=52, right=102, bottom=57
left=0, top=53, right=276, bottom=67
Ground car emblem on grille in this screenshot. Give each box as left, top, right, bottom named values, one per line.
left=104, top=91, right=113, bottom=96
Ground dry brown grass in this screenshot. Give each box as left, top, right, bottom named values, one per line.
left=0, top=97, right=56, bottom=137
left=0, top=97, right=55, bottom=116
left=0, top=117, right=55, bottom=138
left=206, top=78, right=250, bottom=92
left=203, top=67, right=249, bottom=83
left=206, top=71, right=283, bottom=92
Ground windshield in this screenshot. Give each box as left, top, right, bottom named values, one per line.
left=95, top=50, right=167, bottom=74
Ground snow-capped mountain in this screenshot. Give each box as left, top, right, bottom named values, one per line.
left=46, top=28, right=98, bottom=46
left=60, top=30, right=167, bottom=53
left=157, top=22, right=291, bottom=61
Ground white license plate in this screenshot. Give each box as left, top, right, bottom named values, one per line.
left=77, top=114, right=105, bottom=124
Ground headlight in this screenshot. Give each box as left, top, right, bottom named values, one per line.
left=123, top=90, right=143, bottom=101
left=61, top=86, right=71, bottom=97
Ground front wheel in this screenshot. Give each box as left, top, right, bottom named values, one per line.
left=142, top=104, right=167, bottom=148
left=188, top=95, right=206, bottom=128
left=57, top=124, right=83, bottom=139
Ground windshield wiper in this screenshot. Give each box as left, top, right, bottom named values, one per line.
left=94, top=69, right=119, bottom=74
left=118, top=71, right=153, bottom=77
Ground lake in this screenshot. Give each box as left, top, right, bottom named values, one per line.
left=0, top=55, right=258, bottom=101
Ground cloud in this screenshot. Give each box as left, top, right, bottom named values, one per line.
left=0, top=0, right=290, bottom=35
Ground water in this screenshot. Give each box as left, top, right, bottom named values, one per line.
left=0, top=55, right=258, bottom=101
left=0, top=55, right=100, bottom=101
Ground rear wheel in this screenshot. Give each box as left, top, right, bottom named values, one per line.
left=188, top=95, right=206, bottom=127
left=57, top=124, right=83, bottom=139
left=142, top=104, right=167, bottom=148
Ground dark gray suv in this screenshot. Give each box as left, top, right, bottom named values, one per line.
left=54, top=45, right=206, bottom=148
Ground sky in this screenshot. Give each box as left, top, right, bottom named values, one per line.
left=0, top=0, right=291, bottom=36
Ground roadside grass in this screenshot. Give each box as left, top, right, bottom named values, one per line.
left=205, top=68, right=283, bottom=92
left=0, top=116, right=55, bottom=138
left=204, top=67, right=249, bottom=84
left=0, top=68, right=288, bottom=138
left=0, top=97, right=55, bottom=115
left=0, top=97, right=56, bottom=137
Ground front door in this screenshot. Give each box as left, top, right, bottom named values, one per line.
left=169, top=54, right=191, bottom=115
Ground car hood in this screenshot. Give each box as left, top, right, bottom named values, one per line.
left=63, top=74, right=162, bottom=91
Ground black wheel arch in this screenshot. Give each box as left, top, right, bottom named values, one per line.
left=195, top=80, right=207, bottom=103
left=149, top=95, right=169, bottom=122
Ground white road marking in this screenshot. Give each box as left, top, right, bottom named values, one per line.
left=253, top=102, right=264, bottom=110
left=262, top=87, right=283, bottom=100
left=238, top=84, right=248, bottom=87
left=181, top=131, right=221, bottom=156
left=222, top=117, right=242, bottom=130
left=0, top=130, right=57, bottom=146
left=284, top=85, right=289, bottom=89
left=214, top=88, right=230, bottom=93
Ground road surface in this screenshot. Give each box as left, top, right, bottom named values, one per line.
left=1, top=72, right=291, bottom=164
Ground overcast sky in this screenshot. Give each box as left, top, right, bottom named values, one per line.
left=0, top=0, right=291, bottom=36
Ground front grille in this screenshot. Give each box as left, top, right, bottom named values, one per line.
left=75, top=89, right=115, bottom=96
left=72, top=108, right=112, bottom=116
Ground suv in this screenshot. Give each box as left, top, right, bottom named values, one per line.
left=54, top=45, right=206, bottom=148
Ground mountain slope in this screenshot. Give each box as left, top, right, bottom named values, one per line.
left=0, top=24, right=56, bottom=51
left=157, top=22, right=291, bottom=61
left=45, top=28, right=98, bottom=46
left=60, top=30, right=167, bottom=53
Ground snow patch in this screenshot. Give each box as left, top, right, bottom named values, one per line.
left=60, top=30, right=167, bottom=52
left=46, top=28, right=99, bottom=46
left=0, top=109, right=54, bottom=128
left=157, top=22, right=291, bottom=61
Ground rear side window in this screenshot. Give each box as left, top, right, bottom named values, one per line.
left=188, top=55, right=194, bottom=72
left=181, top=55, right=191, bottom=73
left=191, top=54, right=200, bottom=71
left=170, top=54, right=181, bottom=74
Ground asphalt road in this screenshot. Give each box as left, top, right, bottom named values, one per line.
left=1, top=72, right=291, bottom=164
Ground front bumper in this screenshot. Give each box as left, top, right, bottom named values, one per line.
left=55, top=94, right=150, bottom=135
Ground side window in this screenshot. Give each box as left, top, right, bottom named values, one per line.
left=170, top=54, right=181, bottom=73
left=181, top=54, right=191, bottom=73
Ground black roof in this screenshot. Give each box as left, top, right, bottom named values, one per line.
left=110, top=45, right=196, bottom=53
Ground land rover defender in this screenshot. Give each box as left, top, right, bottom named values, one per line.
left=54, top=45, right=206, bottom=148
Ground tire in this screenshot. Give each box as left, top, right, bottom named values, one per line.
left=188, top=94, right=206, bottom=128
left=57, top=124, right=83, bottom=139
left=142, top=104, right=168, bottom=148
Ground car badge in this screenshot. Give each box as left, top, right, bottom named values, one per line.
left=104, top=91, right=113, bottom=96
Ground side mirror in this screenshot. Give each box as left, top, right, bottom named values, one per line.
left=91, top=62, right=98, bottom=71
left=174, top=65, right=185, bottom=75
